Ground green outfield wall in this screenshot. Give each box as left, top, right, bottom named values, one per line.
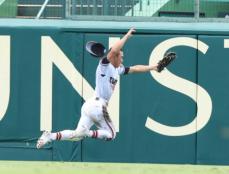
left=0, top=19, right=229, bottom=165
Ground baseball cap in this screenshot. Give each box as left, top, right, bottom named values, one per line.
left=85, top=41, right=106, bottom=58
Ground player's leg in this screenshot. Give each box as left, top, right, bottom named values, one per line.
left=54, top=114, right=93, bottom=141
left=88, top=105, right=116, bottom=141
left=36, top=115, right=93, bottom=149
left=36, top=102, right=94, bottom=149
left=91, top=123, right=116, bottom=141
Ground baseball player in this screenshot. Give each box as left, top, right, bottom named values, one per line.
left=37, top=28, right=175, bottom=149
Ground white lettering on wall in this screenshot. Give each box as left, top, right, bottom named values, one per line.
left=145, top=37, right=212, bottom=136
left=0, top=36, right=10, bottom=121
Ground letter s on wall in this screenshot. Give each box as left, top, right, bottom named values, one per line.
left=145, top=37, right=212, bottom=136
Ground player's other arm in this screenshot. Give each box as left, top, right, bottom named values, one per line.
left=107, top=28, right=135, bottom=60
left=128, top=64, right=158, bottom=74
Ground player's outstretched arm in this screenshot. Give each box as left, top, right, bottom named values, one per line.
left=128, top=64, right=158, bottom=74
left=128, top=52, right=177, bottom=73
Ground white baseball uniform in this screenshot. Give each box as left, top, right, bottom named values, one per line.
left=76, top=57, right=129, bottom=140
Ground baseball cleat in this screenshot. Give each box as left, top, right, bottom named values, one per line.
left=36, top=131, right=52, bottom=149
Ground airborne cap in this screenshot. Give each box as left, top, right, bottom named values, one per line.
left=85, top=41, right=106, bottom=58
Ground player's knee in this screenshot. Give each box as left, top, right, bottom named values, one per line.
left=74, top=127, right=89, bottom=137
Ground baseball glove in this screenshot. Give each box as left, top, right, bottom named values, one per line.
left=157, top=52, right=176, bottom=72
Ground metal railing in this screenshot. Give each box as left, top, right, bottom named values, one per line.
left=66, top=0, right=229, bottom=18
left=0, top=0, right=229, bottom=21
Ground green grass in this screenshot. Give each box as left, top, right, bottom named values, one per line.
left=1, top=161, right=229, bottom=174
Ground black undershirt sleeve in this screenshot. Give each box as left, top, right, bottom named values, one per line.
left=124, top=67, right=130, bottom=75
left=101, top=57, right=110, bottom=65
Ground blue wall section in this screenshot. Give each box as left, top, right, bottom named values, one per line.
left=0, top=20, right=229, bottom=164
left=197, top=36, right=229, bottom=164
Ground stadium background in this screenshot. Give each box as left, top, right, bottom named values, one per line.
left=0, top=0, right=229, bottom=166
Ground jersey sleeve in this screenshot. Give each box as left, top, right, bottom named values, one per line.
left=118, top=64, right=130, bottom=75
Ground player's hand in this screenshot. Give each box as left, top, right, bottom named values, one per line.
left=126, top=28, right=136, bottom=38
